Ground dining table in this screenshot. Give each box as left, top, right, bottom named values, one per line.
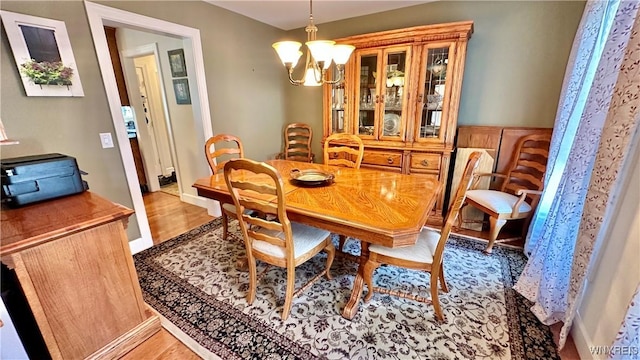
left=193, top=159, right=442, bottom=319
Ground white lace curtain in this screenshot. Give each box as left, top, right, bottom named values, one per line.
left=513, top=0, right=640, bottom=349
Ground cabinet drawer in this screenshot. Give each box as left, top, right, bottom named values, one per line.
left=410, top=153, right=441, bottom=171
left=362, top=150, right=402, bottom=168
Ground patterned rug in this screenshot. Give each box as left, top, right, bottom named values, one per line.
left=133, top=219, right=559, bottom=360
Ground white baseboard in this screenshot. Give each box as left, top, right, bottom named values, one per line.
left=181, top=192, right=208, bottom=208
left=181, top=193, right=221, bottom=216
left=129, top=236, right=150, bottom=255
left=572, top=310, right=595, bottom=359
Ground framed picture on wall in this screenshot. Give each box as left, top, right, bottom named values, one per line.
left=172, top=78, right=191, bottom=105
left=0, top=10, right=84, bottom=97
left=167, top=48, right=187, bottom=77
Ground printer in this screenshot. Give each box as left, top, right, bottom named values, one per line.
left=1, top=153, right=88, bottom=207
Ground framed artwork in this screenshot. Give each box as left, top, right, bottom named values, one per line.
left=168, top=49, right=187, bottom=77
left=0, top=10, right=84, bottom=97
left=172, top=78, right=191, bottom=105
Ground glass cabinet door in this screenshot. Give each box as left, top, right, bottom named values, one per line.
left=355, top=50, right=378, bottom=138
left=354, top=46, right=410, bottom=141
left=415, top=44, right=454, bottom=142
left=380, top=47, right=409, bottom=140
left=329, top=79, right=346, bottom=134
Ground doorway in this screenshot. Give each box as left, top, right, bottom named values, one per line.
left=86, top=1, right=216, bottom=253
left=120, top=43, right=178, bottom=196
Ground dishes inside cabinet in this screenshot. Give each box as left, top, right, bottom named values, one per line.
left=359, top=126, right=374, bottom=135
left=383, top=113, right=400, bottom=135
left=426, top=94, right=443, bottom=110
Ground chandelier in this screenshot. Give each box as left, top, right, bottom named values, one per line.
left=272, top=0, right=354, bottom=87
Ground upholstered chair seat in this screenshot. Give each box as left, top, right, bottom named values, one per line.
left=369, top=228, right=440, bottom=264
left=252, top=223, right=331, bottom=259
left=465, top=190, right=532, bottom=215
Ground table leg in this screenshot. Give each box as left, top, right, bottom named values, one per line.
left=341, top=241, right=369, bottom=319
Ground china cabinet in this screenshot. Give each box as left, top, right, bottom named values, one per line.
left=323, top=21, right=473, bottom=220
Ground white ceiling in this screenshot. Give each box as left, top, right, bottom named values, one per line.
left=205, top=1, right=433, bottom=30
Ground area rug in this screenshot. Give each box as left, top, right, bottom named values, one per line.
left=133, top=219, right=559, bottom=360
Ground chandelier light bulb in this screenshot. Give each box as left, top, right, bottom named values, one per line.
left=304, top=66, right=322, bottom=87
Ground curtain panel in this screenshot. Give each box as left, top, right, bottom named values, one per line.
left=514, top=0, right=640, bottom=349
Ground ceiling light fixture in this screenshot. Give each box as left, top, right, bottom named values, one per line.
left=272, top=0, right=355, bottom=87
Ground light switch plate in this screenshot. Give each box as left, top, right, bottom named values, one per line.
left=99, top=132, right=114, bottom=148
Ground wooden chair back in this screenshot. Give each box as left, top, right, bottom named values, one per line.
left=284, top=123, right=314, bottom=162
left=499, top=133, right=551, bottom=200
left=433, top=151, right=482, bottom=264
left=323, top=133, right=364, bottom=169
left=205, top=134, right=244, bottom=174
left=223, top=158, right=293, bottom=259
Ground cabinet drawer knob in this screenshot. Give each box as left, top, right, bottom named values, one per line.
left=421, top=159, right=429, bottom=167
left=387, top=157, right=394, bottom=164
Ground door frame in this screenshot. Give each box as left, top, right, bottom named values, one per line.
left=85, top=1, right=214, bottom=253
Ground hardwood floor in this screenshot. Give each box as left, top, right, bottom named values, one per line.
left=120, top=326, right=201, bottom=360
left=127, top=191, right=580, bottom=359
left=143, top=191, right=213, bottom=245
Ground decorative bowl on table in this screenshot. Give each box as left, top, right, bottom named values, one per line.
left=290, top=169, right=334, bottom=187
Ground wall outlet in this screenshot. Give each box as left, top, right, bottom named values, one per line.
left=99, top=132, right=114, bottom=148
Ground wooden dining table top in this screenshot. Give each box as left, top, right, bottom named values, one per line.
left=193, top=159, right=442, bottom=248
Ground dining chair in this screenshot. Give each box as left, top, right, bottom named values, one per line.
left=204, top=134, right=244, bottom=240
left=323, top=133, right=365, bottom=252
left=363, top=151, right=482, bottom=322
left=284, top=123, right=314, bottom=162
left=224, top=158, right=335, bottom=320
left=323, top=133, right=364, bottom=169
left=459, top=133, right=551, bottom=254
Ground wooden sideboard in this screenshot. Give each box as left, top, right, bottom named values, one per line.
left=0, top=192, right=160, bottom=359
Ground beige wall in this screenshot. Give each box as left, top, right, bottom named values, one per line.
left=284, top=0, right=586, bottom=159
